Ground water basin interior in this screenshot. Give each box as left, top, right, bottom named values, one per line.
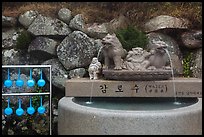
left=72, top=97, right=198, bottom=111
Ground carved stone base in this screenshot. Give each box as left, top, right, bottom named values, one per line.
left=102, top=69, right=172, bottom=81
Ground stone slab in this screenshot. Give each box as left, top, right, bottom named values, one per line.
left=65, top=78, right=202, bottom=97
left=102, top=69, right=172, bottom=81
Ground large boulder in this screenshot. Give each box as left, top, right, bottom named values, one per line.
left=144, top=15, right=190, bottom=33
left=57, top=31, right=98, bottom=70
left=27, top=14, right=72, bottom=37
left=84, top=23, right=109, bottom=39
left=2, top=28, right=24, bottom=49
left=191, top=48, right=202, bottom=79
left=2, top=16, right=17, bottom=27
left=106, top=14, right=130, bottom=33
left=41, top=58, right=69, bottom=90
left=2, top=49, right=40, bottom=65
left=146, top=32, right=183, bottom=75
left=181, top=30, right=202, bottom=49
left=28, top=36, right=58, bottom=61
left=69, top=68, right=86, bottom=79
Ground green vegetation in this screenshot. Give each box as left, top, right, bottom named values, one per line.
left=183, top=52, right=193, bottom=77
left=16, top=30, right=32, bottom=50
left=31, top=85, right=49, bottom=110
left=116, top=25, right=148, bottom=51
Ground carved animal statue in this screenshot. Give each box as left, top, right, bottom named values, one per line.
left=123, top=44, right=169, bottom=71
left=101, top=33, right=127, bottom=70
left=88, top=57, right=102, bottom=80
left=148, top=46, right=168, bottom=69
left=147, top=40, right=169, bottom=69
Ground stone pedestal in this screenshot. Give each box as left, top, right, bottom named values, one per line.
left=58, top=77, right=202, bottom=135
left=65, top=78, right=202, bottom=97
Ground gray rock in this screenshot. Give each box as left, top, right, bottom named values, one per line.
left=106, top=14, right=130, bottom=33
left=18, top=10, right=39, bottom=28
left=2, top=49, right=39, bottom=65
left=144, top=15, right=190, bottom=33
left=69, top=14, right=85, bottom=31
left=28, top=14, right=72, bottom=37
left=58, top=8, right=72, bottom=24
left=84, top=23, right=108, bottom=39
left=146, top=32, right=183, bottom=75
left=181, top=30, right=202, bottom=49
left=28, top=36, right=58, bottom=60
left=2, top=28, right=24, bottom=49
left=57, top=31, right=97, bottom=70
left=69, top=68, right=86, bottom=79
left=2, top=16, right=17, bottom=27
left=41, top=58, right=69, bottom=90
left=191, top=48, right=202, bottom=78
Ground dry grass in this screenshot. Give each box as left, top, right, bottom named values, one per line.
left=113, top=2, right=202, bottom=29
left=2, top=2, right=67, bottom=18
left=2, top=2, right=118, bottom=23
left=2, top=2, right=202, bottom=29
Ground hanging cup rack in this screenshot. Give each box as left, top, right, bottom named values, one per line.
left=2, top=65, right=52, bottom=135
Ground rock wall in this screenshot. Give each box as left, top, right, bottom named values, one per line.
left=2, top=9, right=202, bottom=135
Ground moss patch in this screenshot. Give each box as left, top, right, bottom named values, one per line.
left=116, top=25, right=148, bottom=51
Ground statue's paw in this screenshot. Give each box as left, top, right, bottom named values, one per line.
left=103, top=65, right=108, bottom=69
left=147, top=66, right=156, bottom=70
left=163, top=66, right=171, bottom=70
left=114, top=66, right=122, bottom=70
left=93, top=77, right=98, bottom=80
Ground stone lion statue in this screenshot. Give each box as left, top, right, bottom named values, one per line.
left=101, top=33, right=127, bottom=70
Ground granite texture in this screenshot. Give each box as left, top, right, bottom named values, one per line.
left=58, top=97, right=202, bottom=135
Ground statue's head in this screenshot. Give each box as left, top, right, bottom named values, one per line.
left=152, top=40, right=168, bottom=54
left=91, top=57, right=98, bottom=64
left=101, top=33, right=120, bottom=47
left=152, top=40, right=168, bottom=49
left=132, top=47, right=144, bottom=55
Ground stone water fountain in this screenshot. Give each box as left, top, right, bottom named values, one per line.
left=58, top=34, right=202, bottom=135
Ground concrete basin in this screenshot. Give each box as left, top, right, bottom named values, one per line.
left=58, top=97, right=202, bottom=135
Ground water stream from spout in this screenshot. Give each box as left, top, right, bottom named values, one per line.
left=86, top=81, right=94, bottom=105
left=86, top=46, right=103, bottom=105
left=97, top=46, right=103, bottom=59
left=164, top=49, right=181, bottom=105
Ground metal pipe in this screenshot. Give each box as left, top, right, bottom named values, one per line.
left=2, top=92, right=50, bottom=96
left=49, top=65, right=52, bottom=135
left=2, top=65, right=51, bottom=68
left=2, top=65, right=52, bottom=135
